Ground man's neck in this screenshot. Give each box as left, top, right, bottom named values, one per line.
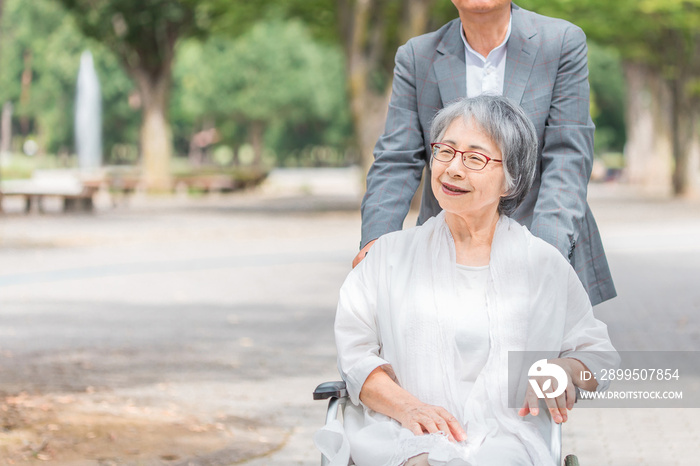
left=460, top=6, right=511, bottom=58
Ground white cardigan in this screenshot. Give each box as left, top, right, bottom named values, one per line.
left=316, top=213, right=618, bottom=466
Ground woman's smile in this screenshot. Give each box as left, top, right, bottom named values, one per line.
left=441, top=181, right=470, bottom=195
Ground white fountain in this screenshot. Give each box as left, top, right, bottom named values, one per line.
left=75, top=50, right=102, bottom=170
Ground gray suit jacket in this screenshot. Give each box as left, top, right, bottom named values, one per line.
left=360, top=4, right=616, bottom=305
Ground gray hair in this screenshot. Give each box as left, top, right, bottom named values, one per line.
left=429, top=95, right=538, bottom=216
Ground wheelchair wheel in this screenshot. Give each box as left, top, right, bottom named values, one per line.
left=564, top=455, right=579, bottom=466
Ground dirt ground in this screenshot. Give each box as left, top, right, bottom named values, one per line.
left=0, top=390, right=283, bottom=465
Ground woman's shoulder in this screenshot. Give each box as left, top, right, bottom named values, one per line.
left=376, top=214, right=443, bottom=249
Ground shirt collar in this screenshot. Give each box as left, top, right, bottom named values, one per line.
left=459, top=14, right=512, bottom=61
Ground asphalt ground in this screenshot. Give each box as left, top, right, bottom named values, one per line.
left=0, top=182, right=699, bottom=465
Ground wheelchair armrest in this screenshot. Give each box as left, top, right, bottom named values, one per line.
left=313, top=381, right=348, bottom=400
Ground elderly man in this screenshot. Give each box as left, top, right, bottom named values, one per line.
left=354, top=0, right=615, bottom=305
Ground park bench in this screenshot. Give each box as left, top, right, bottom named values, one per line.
left=0, top=170, right=100, bottom=213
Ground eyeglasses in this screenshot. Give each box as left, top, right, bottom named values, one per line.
left=430, top=142, right=502, bottom=171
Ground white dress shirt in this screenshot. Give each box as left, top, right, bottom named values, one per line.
left=460, top=16, right=512, bottom=97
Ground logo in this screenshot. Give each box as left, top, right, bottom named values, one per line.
left=528, top=359, right=568, bottom=398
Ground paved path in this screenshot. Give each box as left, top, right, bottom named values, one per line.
left=557, top=186, right=700, bottom=466
left=1, top=184, right=699, bottom=465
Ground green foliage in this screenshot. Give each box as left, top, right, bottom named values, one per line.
left=0, top=153, right=67, bottom=179
left=0, top=0, right=79, bottom=150
left=0, top=0, right=354, bottom=169
left=517, top=0, right=700, bottom=74
left=172, top=19, right=352, bottom=165
left=55, top=0, right=278, bottom=77
left=518, top=0, right=700, bottom=169
left=51, top=0, right=354, bottom=170
left=0, top=0, right=638, bottom=170
left=269, top=0, right=460, bottom=91
left=56, top=0, right=202, bottom=75
left=232, top=0, right=338, bottom=44
left=588, top=43, right=626, bottom=153
left=95, top=52, right=140, bottom=160
left=431, top=0, right=462, bottom=27
left=0, top=0, right=138, bottom=156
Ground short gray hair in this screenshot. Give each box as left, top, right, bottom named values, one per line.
left=430, top=95, right=538, bottom=216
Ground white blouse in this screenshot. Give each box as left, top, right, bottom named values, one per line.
left=315, top=213, right=619, bottom=466
left=452, top=264, right=490, bottom=395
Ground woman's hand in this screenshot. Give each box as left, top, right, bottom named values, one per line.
left=518, top=358, right=593, bottom=424
left=395, top=402, right=467, bottom=442
left=359, top=366, right=466, bottom=442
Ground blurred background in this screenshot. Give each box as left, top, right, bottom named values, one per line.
left=0, top=0, right=697, bottom=198
left=0, top=1, right=699, bottom=465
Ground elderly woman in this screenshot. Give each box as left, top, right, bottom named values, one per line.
left=317, top=95, right=618, bottom=466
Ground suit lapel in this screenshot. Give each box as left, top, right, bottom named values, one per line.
left=504, top=5, right=539, bottom=104
left=434, top=20, right=467, bottom=106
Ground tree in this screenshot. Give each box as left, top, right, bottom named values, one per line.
left=338, top=0, right=443, bottom=170
left=519, top=0, right=700, bottom=195
left=172, top=19, right=350, bottom=168
left=54, top=0, right=241, bottom=190
left=0, top=0, right=137, bottom=158
left=272, top=0, right=452, bottom=170
left=0, top=0, right=83, bottom=153
left=2, top=0, right=138, bottom=161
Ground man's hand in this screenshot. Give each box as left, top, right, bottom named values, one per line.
left=352, top=239, right=376, bottom=268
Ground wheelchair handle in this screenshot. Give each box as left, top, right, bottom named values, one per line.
left=313, top=381, right=348, bottom=400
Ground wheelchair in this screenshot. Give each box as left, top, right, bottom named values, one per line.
left=313, top=381, right=581, bottom=466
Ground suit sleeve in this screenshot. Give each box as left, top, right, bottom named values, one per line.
left=360, top=41, right=428, bottom=248
left=529, top=25, right=595, bottom=261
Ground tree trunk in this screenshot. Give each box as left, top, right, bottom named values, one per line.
left=669, top=75, right=698, bottom=197
left=622, top=62, right=673, bottom=194
left=134, top=69, right=173, bottom=191
left=338, top=0, right=436, bottom=173
left=249, top=120, right=265, bottom=168
left=401, top=0, right=435, bottom=42
left=232, top=144, right=240, bottom=167
left=342, top=0, right=385, bottom=172
left=351, top=89, right=391, bottom=173
left=19, top=50, right=33, bottom=135
left=654, top=27, right=700, bottom=197
left=1, top=101, right=12, bottom=155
